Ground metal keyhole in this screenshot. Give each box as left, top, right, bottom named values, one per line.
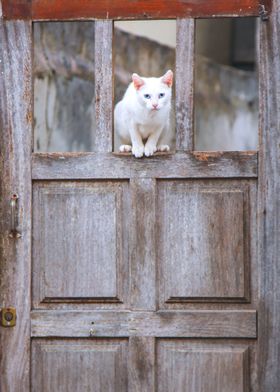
left=4, top=312, right=14, bottom=322
left=1, top=307, right=16, bottom=327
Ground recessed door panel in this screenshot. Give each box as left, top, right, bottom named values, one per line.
left=157, top=180, right=253, bottom=305
left=32, top=181, right=129, bottom=307
left=32, top=339, right=128, bottom=392
left=157, top=340, right=250, bottom=392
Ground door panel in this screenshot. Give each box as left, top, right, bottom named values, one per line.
left=33, top=181, right=129, bottom=308
left=157, top=180, right=254, bottom=306
left=157, top=340, right=250, bottom=392
left=32, top=339, right=128, bottom=391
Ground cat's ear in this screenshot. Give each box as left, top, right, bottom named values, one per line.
left=161, top=70, right=173, bottom=87
left=132, top=73, right=145, bottom=90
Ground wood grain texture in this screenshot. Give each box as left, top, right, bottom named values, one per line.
left=157, top=180, right=253, bottom=304
left=2, top=0, right=268, bottom=20
left=0, top=3, right=270, bottom=389
left=32, top=339, right=128, bottom=392
left=32, top=181, right=129, bottom=306
left=176, top=19, right=195, bottom=151
left=130, top=179, right=156, bottom=310
left=258, top=1, right=280, bottom=390
left=31, top=310, right=257, bottom=338
left=128, top=337, right=155, bottom=392
left=32, top=151, right=258, bottom=179
left=0, top=20, right=32, bottom=391
left=157, top=341, right=250, bottom=392
left=94, top=21, right=113, bottom=152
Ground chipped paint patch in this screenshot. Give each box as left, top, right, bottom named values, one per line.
left=193, top=151, right=223, bottom=161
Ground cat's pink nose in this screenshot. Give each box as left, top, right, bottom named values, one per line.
left=152, top=103, right=158, bottom=109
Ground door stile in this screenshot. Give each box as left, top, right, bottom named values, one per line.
left=176, top=18, right=195, bottom=151
left=94, top=20, right=113, bottom=152
left=128, top=336, right=155, bottom=392
left=258, top=1, right=280, bottom=390
left=129, top=178, right=157, bottom=311
left=128, top=179, right=157, bottom=391
left=0, top=19, right=32, bottom=391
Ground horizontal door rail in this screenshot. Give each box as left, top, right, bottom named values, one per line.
left=31, top=310, right=257, bottom=338
left=2, top=0, right=271, bottom=21
left=32, top=151, right=258, bottom=180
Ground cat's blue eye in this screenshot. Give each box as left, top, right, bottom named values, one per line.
left=144, top=94, right=151, bottom=99
left=159, top=93, right=165, bottom=98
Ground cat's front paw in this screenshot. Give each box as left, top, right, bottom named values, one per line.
left=132, top=145, right=144, bottom=158
left=157, top=145, right=170, bottom=152
left=119, top=144, right=132, bottom=153
left=144, top=144, right=157, bottom=157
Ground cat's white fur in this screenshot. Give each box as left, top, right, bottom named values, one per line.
left=114, top=70, right=173, bottom=158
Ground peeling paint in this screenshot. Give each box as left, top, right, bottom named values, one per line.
left=2, top=0, right=264, bottom=20
left=193, top=151, right=223, bottom=161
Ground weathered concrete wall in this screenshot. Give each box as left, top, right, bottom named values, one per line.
left=115, top=19, right=233, bottom=65
left=195, top=56, right=258, bottom=150
left=33, top=22, right=95, bottom=152
left=33, top=22, right=258, bottom=152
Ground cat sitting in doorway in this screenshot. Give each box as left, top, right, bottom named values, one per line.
left=114, top=70, right=173, bottom=158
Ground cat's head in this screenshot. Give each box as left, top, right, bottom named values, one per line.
left=132, top=70, right=173, bottom=112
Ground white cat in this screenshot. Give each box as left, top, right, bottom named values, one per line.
left=114, top=70, right=173, bottom=158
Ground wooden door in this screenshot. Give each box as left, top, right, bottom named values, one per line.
left=1, top=1, right=279, bottom=391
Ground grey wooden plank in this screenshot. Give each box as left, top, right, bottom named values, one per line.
left=258, top=2, right=280, bottom=390
left=0, top=20, right=32, bottom=392
left=157, top=341, right=250, bottom=392
left=32, top=181, right=130, bottom=307
left=32, top=151, right=258, bottom=179
left=31, top=310, right=257, bottom=338
left=130, top=179, right=156, bottom=310
left=176, top=18, right=195, bottom=151
left=94, top=20, right=113, bottom=152
left=128, top=337, right=155, bottom=392
left=32, top=339, right=128, bottom=392
left=157, top=180, right=253, bottom=306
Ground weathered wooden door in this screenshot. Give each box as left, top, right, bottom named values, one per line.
left=1, top=1, right=279, bottom=391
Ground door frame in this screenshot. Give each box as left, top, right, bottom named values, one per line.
left=0, top=0, right=279, bottom=390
